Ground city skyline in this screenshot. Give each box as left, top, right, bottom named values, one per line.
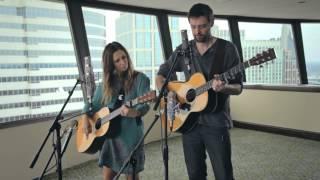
left=0, top=1, right=319, bottom=124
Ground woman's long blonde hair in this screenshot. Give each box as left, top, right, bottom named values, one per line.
left=101, top=42, right=137, bottom=104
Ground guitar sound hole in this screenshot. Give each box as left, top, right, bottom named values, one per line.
left=186, top=89, right=196, bottom=102
left=95, top=118, right=102, bottom=130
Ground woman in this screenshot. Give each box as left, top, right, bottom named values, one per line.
left=83, top=41, right=150, bottom=180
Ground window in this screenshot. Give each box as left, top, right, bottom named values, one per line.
left=0, top=0, right=82, bottom=124
left=82, top=8, right=165, bottom=89
left=136, top=32, right=151, bottom=48
left=239, top=22, right=300, bottom=85
left=301, top=23, right=320, bottom=85
left=136, top=51, right=152, bottom=66
left=168, top=16, right=231, bottom=50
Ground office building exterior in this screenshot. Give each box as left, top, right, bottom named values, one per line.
left=0, top=1, right=105, bottom=123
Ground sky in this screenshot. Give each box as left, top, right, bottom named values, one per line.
left=301, top=24, right=320, bottom=63
left=105, top=10, right=120, bottom=43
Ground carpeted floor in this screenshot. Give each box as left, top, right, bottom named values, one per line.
left=44, top=128, right=320, bottom=180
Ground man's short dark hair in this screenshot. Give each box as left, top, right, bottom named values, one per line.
left=188, top=3, right=214, bottom=22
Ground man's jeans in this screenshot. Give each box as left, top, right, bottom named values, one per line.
left=182, top=124, right=234, bottom=180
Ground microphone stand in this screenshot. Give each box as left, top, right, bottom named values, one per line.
left=154, top=51, right=181, bottom=180
left=61, top=120, right=78, bottom=157
left=30, top=79, right=81, bottom=180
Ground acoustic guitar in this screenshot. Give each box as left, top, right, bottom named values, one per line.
left=77, top=90, right=156, bottom=154
left=161, top=48, right=276, bottom=133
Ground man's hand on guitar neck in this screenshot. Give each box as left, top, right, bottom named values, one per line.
left=212, top=74, right=226, bottom=92
left=212, top=74, right=242, bottom=95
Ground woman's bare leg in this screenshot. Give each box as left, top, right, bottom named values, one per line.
left=102, top=166, right=116, bottom=180
left=126, top=173, right=139, bottom=180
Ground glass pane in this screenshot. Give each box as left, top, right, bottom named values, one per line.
left=301, top=23, right=320, bottom=85
left=239, top=22, right=300, bottom=85
left=168, top=16, right=231, bottom=50
left=82, top=8, right=164, bottom=89
left=0, top=0, right=83, bottom=124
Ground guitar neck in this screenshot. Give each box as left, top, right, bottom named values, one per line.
left=100, top=99, right=139, bottom=124
left=196, top=61, right=250, bottom=95
left=101, top=108, right=121, bottom=124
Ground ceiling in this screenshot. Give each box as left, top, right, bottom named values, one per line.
left=97, top=0, right=320, bottom=20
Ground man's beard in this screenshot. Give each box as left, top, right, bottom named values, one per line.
left=194, top=33, right=211, bottom=43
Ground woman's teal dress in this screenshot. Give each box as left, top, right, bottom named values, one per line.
left=83, top=72, right=150, bottom=174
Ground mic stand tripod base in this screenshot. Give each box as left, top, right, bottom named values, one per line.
left=30, top=79, right=80, bottom=180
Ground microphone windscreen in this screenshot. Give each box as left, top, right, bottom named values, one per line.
left=181, top=29, right=189, bottom=50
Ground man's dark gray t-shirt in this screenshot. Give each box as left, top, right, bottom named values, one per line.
left=157, top=39, right=243, bottom=128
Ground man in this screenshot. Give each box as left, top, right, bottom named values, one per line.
left=156, top=3, right=243, bottom=180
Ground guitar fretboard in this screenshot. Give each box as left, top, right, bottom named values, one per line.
left=195, top=61, right=250, bottom=96
left=100, top=99, right=139, bottom=124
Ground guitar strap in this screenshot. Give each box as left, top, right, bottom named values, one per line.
left=209, top=38, right=227, bottom=112
left=210, top=38, right=226, bottom=78
left=114, top=88, right=125, bottom=109
left=107, top=87, right=125, bottom=137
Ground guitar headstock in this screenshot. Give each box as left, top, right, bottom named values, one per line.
left=137, top=90, right=157, bottom=104
left=248, top=48, right=276, bottom=66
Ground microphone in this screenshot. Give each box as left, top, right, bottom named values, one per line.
left=61, top=120, right=78, bottom=156
left=84, top=56, right=96, bottom=116
left=181, top=29, right=189, bottom=51
left=167, top=91, right=176, bottom=131
left=180, top=30, right=192, bottom=76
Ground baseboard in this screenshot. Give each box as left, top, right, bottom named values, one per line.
left=233, top=120, right=320, bottom=141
